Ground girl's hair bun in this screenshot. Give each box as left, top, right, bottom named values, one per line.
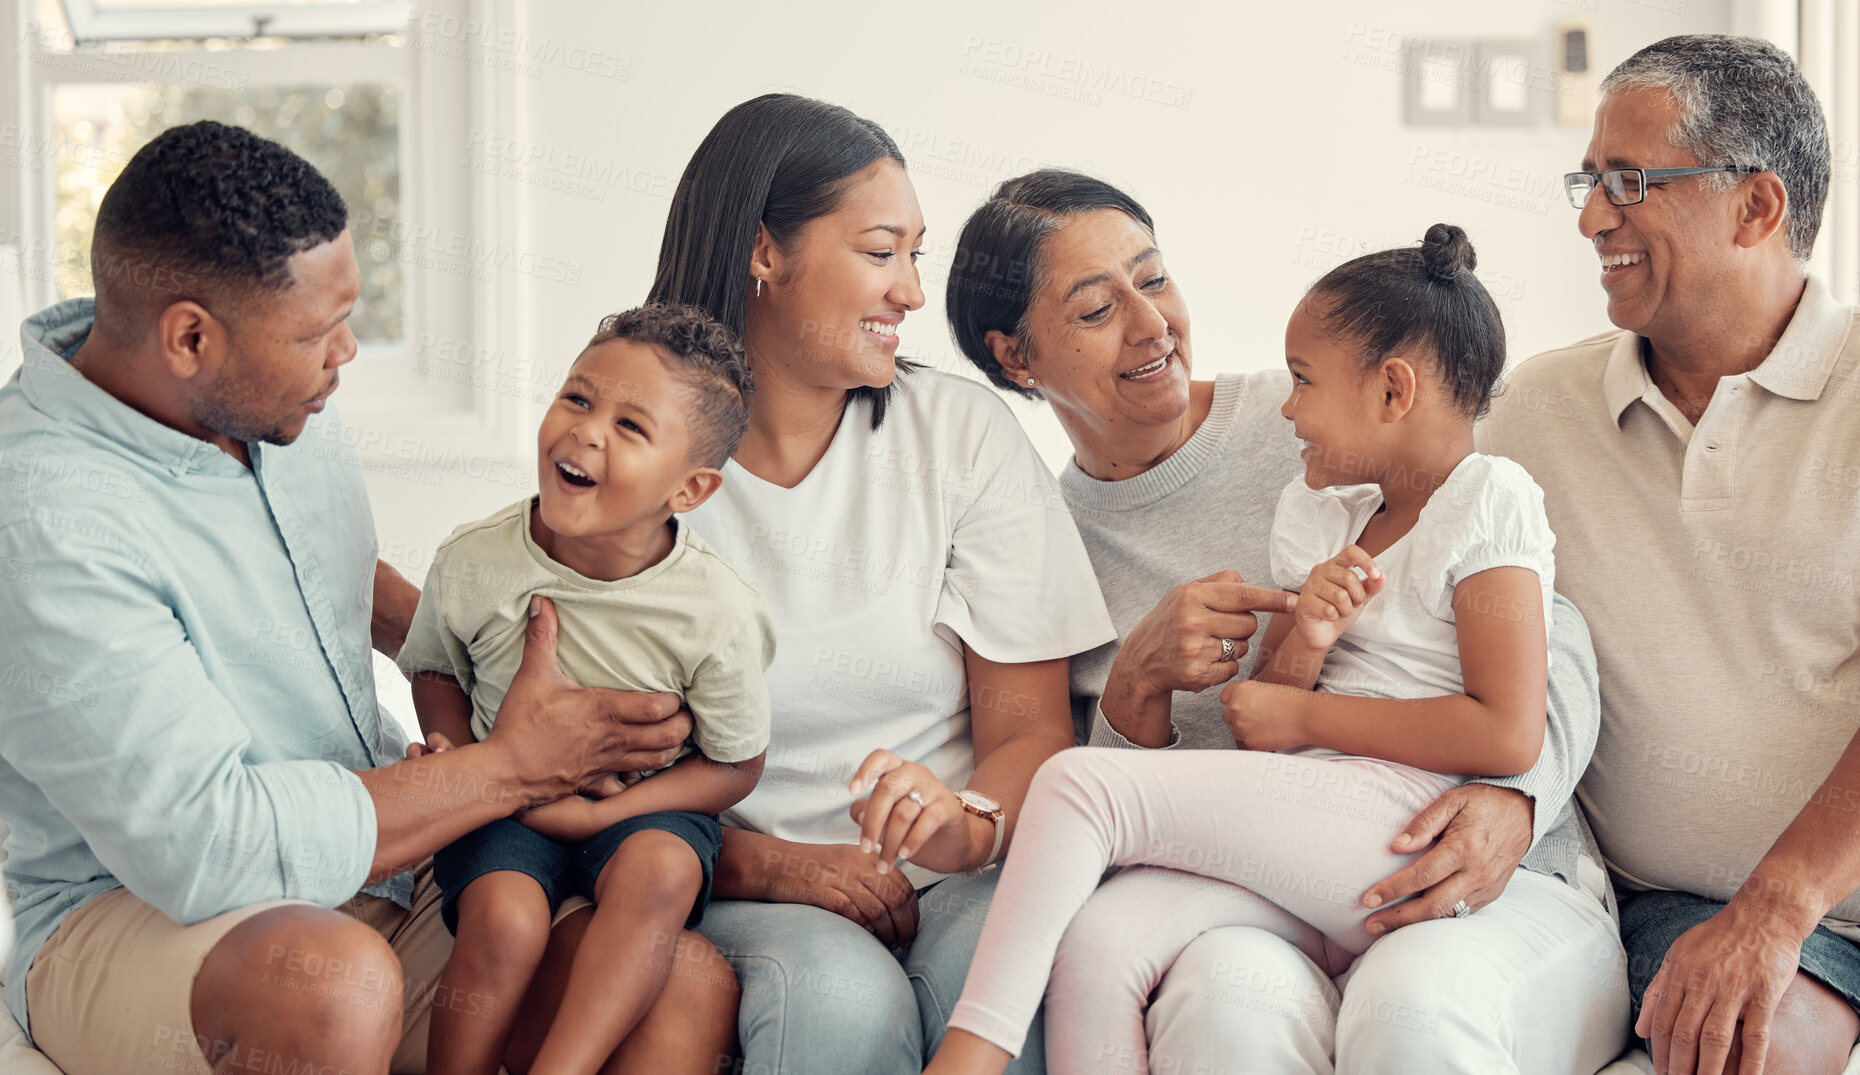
left=1421, top=223, right=1475, bottom=283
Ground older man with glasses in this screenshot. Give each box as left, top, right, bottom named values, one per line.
left=1484, top=34, right=1860, bottom=1075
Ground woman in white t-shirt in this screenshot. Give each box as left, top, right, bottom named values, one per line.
left=649, top=95, right=1115, bottom=1075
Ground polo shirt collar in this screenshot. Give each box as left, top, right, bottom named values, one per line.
left=18, top=298, right=246, bottom=477
left=1602, top=274, right=1851, bottom=426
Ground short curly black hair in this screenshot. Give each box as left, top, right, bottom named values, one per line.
left=588, top=303, right=753, bottom=469
left=90, top=120, right=347, bottom=329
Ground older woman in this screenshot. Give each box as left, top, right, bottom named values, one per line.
left=648, top=100, right=1116, bottom=1075
left=939, top=170, right=1630, bottom=1074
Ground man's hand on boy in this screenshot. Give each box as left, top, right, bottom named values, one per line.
left=488, top=595, right=693, bottom=804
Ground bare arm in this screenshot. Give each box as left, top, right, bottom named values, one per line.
left=1250, top=599, right=1327, bottom=690
left=1224, top=567, right=1548, bottom=776
left=356, top=597, right=691, bottom=882
left=519, top=751, right=765, bottom=843
left=410, top=670, right=476, bottom=750
left=371, top=559, right=420, bottom=659
left=933, top=650, right=1073, bottom=870
left=710, top=827, right=921, bottom=945
left=1099, top=571, right=1300, bottom=747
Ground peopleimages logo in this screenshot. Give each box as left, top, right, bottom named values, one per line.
left=958, top=37, right=1194, bottom=109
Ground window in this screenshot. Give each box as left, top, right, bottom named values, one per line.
left=53, top=81, right=405, bottom=342
left=10, top=0, right=531, bottom=462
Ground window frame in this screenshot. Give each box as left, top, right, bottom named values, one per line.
left=9, top=0, right=532, bottom=466
left=57, top=0, right=414, bottom=44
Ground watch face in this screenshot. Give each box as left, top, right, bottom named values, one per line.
left=959, top=789, right=1001, bottom=814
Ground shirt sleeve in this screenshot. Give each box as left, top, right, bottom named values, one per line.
left=1268, top=478, right=1377, bottom=591
left=931, top=392, right=1116, bottom=663
left=685, top=584, right=776, bottom=764
left=1438, top=456, right=1557, bottom=593
left=1470, top=592, right=1601, bottom=851
left=1086, top=700, right=1184, bottom=750
left=0, top=519, right=376, bottom=924
left=394, top=542, right=475, bottom=694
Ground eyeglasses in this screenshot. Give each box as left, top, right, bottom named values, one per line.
left=1562, top=166, right=1761, bottom=208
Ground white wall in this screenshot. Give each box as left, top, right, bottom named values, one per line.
left=362, top=0, right=1734, bottom=661
left=498, top=0, right=1730, bottom=460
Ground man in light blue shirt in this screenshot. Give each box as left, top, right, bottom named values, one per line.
left=0, top=121, right=717, bottom=1074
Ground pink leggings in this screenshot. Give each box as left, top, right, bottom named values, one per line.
left=947, top=747, right=1457, bottom=1070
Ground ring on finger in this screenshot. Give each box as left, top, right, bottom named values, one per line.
left=1449, top=899, right=1473, bottom=919
left=907, top=790, right=927, bottom=807
left=1218, top=637, right=1237, bottom=663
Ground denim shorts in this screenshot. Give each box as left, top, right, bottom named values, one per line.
left=1621, top=889, right=1860, bottom=1020
left=432, top=810, right=723, bottom=935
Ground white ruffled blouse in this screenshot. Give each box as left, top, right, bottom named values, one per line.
left=1267, top=452, right=1557, bottom=714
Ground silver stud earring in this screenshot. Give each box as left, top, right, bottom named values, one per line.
left=1025, top=378, right=1036, bottom=386
left=755, top=278, right=762, bottom=298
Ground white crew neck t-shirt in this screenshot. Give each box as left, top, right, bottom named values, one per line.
left=688, top=369, right=1117, bottom=885
left=1268, top=452, right=1557, bottom=767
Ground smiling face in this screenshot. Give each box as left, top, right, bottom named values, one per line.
left=749, top=159, right=927, bottom=390
left=1015, top=208, right=1190, bottom=436
left=1578, top=86, right=1748, bottom=338
left=198, top=230, right=360, bottom=445
left=1281, top=300, right=1388, bottom=489
left=535, top=338, right=711, bottom=542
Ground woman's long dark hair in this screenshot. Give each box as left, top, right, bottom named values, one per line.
left=649, top=93, right=913, bottom=428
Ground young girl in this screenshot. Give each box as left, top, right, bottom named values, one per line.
left=925, top=224, right=1555, bottom=1075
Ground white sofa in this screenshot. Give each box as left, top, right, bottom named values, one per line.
left=1, top=819, right=1856, bottom=1074
left=2, top=992, right=1855, bottom=1074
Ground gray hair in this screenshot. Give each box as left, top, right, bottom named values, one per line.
left=1601, top=35, right=1830, bottom=262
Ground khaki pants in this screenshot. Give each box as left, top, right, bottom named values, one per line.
left=25, top=863, right=451, bottom=1075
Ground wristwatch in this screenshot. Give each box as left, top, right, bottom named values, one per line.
left=956, top=789, right=1006, bottom=874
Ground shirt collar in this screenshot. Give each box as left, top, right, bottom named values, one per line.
left=18, top=298, right=247, bottom=477
left=1602, top=274, right=1853, bottom=426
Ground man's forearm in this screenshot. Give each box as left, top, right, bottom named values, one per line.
left=1741, top=728, right=1860, bottom=935
left=712, top=826, right=787, bottom=901
left=371, top=560, right=419, bottom=659
left=356, top=740, right=536, bottom=882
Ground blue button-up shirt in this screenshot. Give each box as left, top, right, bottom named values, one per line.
left=0, top=299, right=410, bottom=1040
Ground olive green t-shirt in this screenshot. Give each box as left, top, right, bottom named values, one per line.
left=397, top=497, right=774, bottom=763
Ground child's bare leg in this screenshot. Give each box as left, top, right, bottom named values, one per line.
left=427, top=871, right=554, bottom=1075
left=595, top=929, right=739, bottom=1075
left=504, top=907, right=740, bottom=1075
left=527, top=830, right=704, bottom=1075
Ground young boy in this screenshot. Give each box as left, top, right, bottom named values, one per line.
left=396, top=303, right=773, bottom=1075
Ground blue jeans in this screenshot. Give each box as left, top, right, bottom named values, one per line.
left=696, top=869, right=1047, bottom=1074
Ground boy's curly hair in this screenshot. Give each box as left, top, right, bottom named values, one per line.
left=589, top=303, right=753, bottom=468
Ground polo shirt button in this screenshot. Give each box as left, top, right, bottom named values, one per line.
left=1705, top=443, right=1719, bottom=451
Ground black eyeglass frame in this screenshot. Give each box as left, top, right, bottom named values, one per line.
left=1562, top=165, right=1763, bottom=208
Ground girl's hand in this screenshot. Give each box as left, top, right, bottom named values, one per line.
left=846, top=749, right=975, bottom=874
left=1218, top=680, right=1311, bottom=752
left=403, top=731, right=456, bottom=760
left=1294, top=546, right=1385, bottom=650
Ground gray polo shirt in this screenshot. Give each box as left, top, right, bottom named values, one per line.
left=1481, top=276, right=1860, bottom=935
